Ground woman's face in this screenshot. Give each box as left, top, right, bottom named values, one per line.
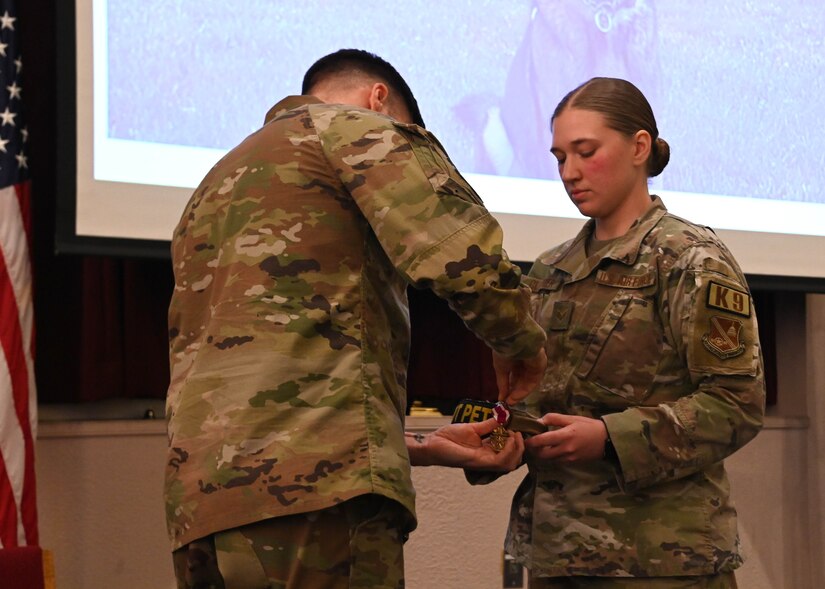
left=550, top=107, right=646, bottom=223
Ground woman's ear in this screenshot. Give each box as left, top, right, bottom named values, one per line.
left=633, top=130, right=652, bottom=166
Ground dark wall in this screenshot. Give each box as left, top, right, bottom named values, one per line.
left=20, top=0, right=173, bottom=404
left=20, top=0, right=81, bottom=402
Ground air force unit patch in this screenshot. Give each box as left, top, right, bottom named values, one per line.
left=703, top=315, right=746, bottom=359
left=690, top=277, right=756, bottom=373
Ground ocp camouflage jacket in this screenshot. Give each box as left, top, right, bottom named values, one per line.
left=164, top=96, right=545, bottom=550
left=506, top=198, right=765, bottom=577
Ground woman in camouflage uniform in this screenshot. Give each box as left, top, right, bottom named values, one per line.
left=503, top=78, right=765, bottom=588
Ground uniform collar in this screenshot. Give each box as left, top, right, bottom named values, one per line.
left=263, top=95, right=324, bottom=125
left=553, top=196, right=668, bottom=278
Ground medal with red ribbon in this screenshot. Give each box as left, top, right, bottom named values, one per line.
left=451, top=399, right=548, bottom=452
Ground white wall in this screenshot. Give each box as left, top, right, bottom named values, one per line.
left=35, top=423, right=819, bottom=589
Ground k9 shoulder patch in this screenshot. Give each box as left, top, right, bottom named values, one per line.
left=690, top=276, right=757, bottom=374
left=707, top=281, right=751, bottom=317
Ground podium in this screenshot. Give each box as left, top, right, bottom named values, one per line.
left=0, top=547, right=55, bottom=589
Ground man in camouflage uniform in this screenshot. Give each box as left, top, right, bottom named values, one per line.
left=165, top=49, right=546, bottom=588
left=501, top=197, right=765, bottom=587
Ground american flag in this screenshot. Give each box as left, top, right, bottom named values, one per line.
left=0, top=0, right=38, bottom=548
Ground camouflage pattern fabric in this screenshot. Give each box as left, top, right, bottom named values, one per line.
left=172, top=495, right=406, bottom=589
left=528, top=572, right=737, bottom=588
left=165, top=95, right=545, bottom=550
left=501, top=198, right=765, bottom=577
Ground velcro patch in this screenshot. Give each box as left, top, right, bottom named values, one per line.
left=595, top=269, right=655, bottom=289
left=706, top=281, right=751, bottom=317
left=548, top=301, right=574, bottom=331
left=702, top=257, right=730, bottom=276
left=451, top=399, right=496, bottom=424
left=702, top=315, right=746, bottom=359
left=451, top=399, right=548, bottom=436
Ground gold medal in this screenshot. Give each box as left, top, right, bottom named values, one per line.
left=490, top=425, right=510, bottom=453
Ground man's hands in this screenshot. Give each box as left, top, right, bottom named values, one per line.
left=524, top=413, right=608, bottom=463
left=493, top=348, right=547, bottom=405
left=408, top=418, right=524, bottom=471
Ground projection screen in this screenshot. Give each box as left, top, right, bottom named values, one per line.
left=65, top=0, right=825, bottom=285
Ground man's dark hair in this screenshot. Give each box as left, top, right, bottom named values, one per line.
left=301, top=49, right=425, bottom=128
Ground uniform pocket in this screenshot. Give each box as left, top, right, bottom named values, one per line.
left=529, top=276, right=566, bottom=329
left=394, top=121, right=485, bottom=206
left=575, top=290, right=662, bottom=403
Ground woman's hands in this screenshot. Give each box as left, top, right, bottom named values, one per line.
left=524, top=413, right=608, bottom=463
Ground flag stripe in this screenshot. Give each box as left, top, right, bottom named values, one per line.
left=3, top=183, right=36, bottom=433
left=0, top=248, right=33, bottom=547
left=0, top=346, right=23, bottom=547
left=0, top=185, right=37, bottom=548
left=1, top=184, right=34, bottom=353
left=14, top=183, right=39, bottom=547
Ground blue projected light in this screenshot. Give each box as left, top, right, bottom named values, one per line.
left=76, top=0, right=825, bottom=278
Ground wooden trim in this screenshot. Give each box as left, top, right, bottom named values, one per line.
left=36, top=413, right=809, bottom=440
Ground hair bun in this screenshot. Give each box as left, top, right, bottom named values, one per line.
left=649, top=137, right=670, bottom=177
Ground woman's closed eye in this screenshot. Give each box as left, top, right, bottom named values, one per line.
left=552, top=149, right=595, bottom=166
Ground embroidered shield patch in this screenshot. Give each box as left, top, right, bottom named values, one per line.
left=702, top=315, right=746, bottom=359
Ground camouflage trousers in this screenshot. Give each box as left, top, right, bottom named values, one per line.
left=172, top=494, right=408, bottom=589
left=529, top=572, right=737, bottom=589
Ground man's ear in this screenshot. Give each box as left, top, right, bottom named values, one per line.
left=367, top=82, right=390, bottom=114
left=632, top=130, right=652, bottom=166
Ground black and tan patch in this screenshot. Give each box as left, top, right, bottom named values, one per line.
left=706, top=281, right=751, bottom=317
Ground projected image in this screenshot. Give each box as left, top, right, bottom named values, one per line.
left=456, top=0, right=661, bottom=181
left=102, top=0, right=825, bottom=207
